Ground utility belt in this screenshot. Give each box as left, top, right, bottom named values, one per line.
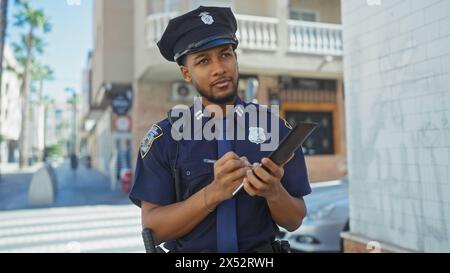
left=250, top=240, right=291, bottom=253
left=157, top=240, right=291, bottom=253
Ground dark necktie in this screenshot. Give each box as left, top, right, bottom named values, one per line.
left=216, top=118, right=238, bottom=253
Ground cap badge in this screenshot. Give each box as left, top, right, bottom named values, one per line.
left=199, top=12, right=214, bottom=25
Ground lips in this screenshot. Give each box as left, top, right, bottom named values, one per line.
left=211, top=77, right=232, bottom=88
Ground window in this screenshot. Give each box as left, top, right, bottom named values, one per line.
left=279, top=77, right=336, bottom=91
left=289, top=9, right=319, bottom=22
left=285, top=111, right=334, bottom=155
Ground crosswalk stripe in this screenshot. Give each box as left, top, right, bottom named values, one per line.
left=0, top=226, right=140, bottom=247
left=0, top=210, right=140, bottom=229
left=4, top=236, right=145, bottom=253
left=0, top=205, right=139, bottom=221
left=0, top=218, right=141, bottom=237
left=0, top=205, right=146, bottom=253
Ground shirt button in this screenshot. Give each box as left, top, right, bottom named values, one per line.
left=186, top=171, right=191, bottom=176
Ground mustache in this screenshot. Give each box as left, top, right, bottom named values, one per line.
left=210, top=77, right=233, bottom=87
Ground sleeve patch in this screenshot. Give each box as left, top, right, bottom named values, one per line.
left=140, top=124, right=163, bottom=159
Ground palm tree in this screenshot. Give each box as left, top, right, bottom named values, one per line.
left=30, top=61, right=53, bottom=103
left=0, top=0, right=8, bottom=166
left=41, top=94, right=54, bottom=160
left=13, top=0, right=51, bottom=168
left=0, top=0, right=8, bottom=74
left=31, top=61, right=53, bottom=161
left=0, top=0, right=8, bottom=72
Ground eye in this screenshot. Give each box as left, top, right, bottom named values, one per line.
left=221, top=52, right=232, bottom=58
left=198, top=58, right=209, bottom=65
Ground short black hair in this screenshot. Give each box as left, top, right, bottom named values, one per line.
left=176, top=55, right=186, bottom=66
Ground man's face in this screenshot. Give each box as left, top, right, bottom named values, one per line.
left=180, top=44, right=239, bottom=105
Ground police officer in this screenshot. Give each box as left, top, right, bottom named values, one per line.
left=129, top=6, right=311, bottom=253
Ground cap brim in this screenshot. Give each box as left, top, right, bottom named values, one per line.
left=175, top=37, right=238, bottom=62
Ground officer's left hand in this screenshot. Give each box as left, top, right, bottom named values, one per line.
left=243, top=156, right=292, bottom=201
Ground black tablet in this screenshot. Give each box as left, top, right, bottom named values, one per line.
left=267, top=122, right=318, bottom=167
left=234, top=122, right=318, bottom=196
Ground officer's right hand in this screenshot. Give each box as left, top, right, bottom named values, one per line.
left=211, top=152, right=251, bottom=201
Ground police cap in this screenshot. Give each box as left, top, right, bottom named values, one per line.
left=157, top=6, right=239, bottom=63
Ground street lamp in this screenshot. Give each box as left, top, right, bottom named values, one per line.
left=65, top=88, right=77, bottom=155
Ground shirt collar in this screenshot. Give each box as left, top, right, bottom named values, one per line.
left=186, top=96, right=246, bottom=135
left=190, top=96, right=246, bottom=122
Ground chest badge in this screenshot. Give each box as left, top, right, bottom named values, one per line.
left=248, top=127, right=266, bottom=144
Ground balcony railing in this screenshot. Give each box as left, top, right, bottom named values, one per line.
left=146, top=12, right=177, bottom=48
left=235, top=14, right=278, bottom=51
left=145, top=13, right=342, bottom=56
left=288, top=20, right=343, bottom=56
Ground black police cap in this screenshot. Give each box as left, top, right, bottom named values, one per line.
left=157, top=6, right=239, bottom=63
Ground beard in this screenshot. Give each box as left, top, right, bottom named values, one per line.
left=192, top=77, right=239, bottom=104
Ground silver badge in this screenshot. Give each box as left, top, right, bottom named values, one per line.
left=248, top=127, right=266, bottom=144
left=199, top=12, right=214, bottom=25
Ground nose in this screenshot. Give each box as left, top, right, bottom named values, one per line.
left=211, top=58, right=226, bottom=77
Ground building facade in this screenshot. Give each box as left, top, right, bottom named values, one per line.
left=341, top=0, right=450, bottom=252
left=0, top=46, right=22, bottom=164
left=82, top=0, right=134, bottom=189
left=28, top=99, right=45, bottom=162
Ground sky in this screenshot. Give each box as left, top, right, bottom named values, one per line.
left=6, top=0, right=92, bottom=103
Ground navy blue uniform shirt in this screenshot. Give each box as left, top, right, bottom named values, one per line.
left=129, top=97, right=311, bottom=252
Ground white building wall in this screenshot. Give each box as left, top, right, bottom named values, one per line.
left=45, top=104, right=59, bottom=147
left=0, top=46, right=22, bottom=163
left=0, top=47, right=22, bottom=141
left=53, top=101, right=75, bottom=154
left=95, top=107, right=112, bottom=176
left=27, top=102, right=45, bottom=153
left=342, top=0, right=450, bottom=252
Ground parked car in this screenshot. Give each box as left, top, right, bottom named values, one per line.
left=277, top=177, right=349, bottom=252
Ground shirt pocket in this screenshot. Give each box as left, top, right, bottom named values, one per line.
left=179, top=161, right=213, bottom=200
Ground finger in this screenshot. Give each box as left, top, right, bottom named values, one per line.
left=243, top=178, right=257, bottom=196
left=253, top=165, right=276, bottom=185
left=239, top=156, right=251, bottom=166
left=261, top=158, right=284, bottom=178
left=222, top=166, right=251, bottom=183
left=246, top=169, right=268, bottom=192
left=216, top=152, right=239, bottom=167
left=250, top=163, right=263, bottom=180
left=221, top=159, right=246, bottom=173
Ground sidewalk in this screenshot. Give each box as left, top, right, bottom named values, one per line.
left=53, top=161, right=131, bottom=208
left=0, top=162, right=141, bottom=253
left=0, top=162, right=46, bottom=211
left=0, top=160, right=132, bottom=211
left=0, top=162, right=45, bottom=174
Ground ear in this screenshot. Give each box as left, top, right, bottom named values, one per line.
left=179, top=66, right=191, bottom=83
